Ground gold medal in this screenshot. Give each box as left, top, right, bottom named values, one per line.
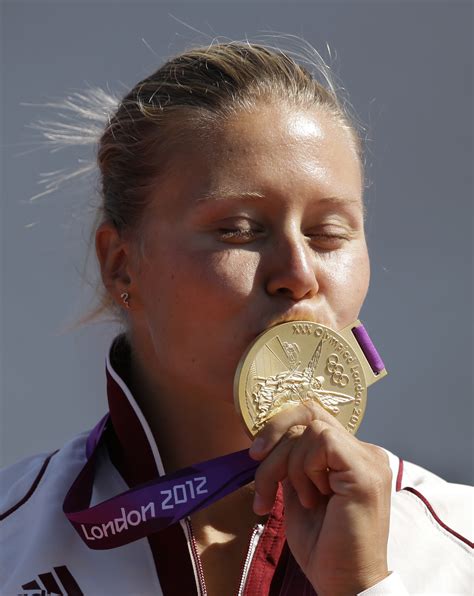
left=234, top=320, right=387, bottom=437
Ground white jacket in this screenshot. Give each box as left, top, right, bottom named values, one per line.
left=1, top=336, right=472, bottom=595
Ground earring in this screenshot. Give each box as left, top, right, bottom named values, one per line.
left=120, top=291, right=130, bottom=309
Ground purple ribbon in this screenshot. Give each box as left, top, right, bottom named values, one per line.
left=64, top=415, right=258, bottom=549
left=352, top=324, right=385, bottom=375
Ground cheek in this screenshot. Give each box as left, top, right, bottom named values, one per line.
left=194, top=250, right=260, bottom=301
left=321, top=244, right=370, bottom=321
left=139, top=248, right=261, bottom=319
left=136, top=248, right=262, bottom=390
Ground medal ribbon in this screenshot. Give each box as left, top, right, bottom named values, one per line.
left=64, top=413, right=258, bottom=549
left=63, top=323, right=384, bottom=550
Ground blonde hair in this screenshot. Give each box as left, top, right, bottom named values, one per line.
left=30, top=37, right=366, bottom=327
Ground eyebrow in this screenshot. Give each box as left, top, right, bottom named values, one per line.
left=196, top=190, right=266, bottom=203
left=196, top=190, right=360, bottom=205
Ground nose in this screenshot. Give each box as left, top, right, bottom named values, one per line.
left=265, top=230, right=319, bottom=301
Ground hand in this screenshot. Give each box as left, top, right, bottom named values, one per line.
left=249, top=402, right=392, bottom=596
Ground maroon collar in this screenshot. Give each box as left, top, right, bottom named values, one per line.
left=104, top=334, right=202, bottom=593
left=105, top=333, right=164, bottom=488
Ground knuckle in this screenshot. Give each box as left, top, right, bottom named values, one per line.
left=297, top=401, right=320, bottom=423
left=301, top=401, right=321, bottom=419
left=284, top=424, right=306, bottom=441
left=308, top=419, right=329, bottom=435
left=256, top=425, right=278, bottom=446
left=373, top=444, right=390, bottom=463
left=361, top=443, right=391, bottom=469
left=304, top=402, right=334, bottom=426
left=311, top=423, right=334, bottom=445
left=367, top=446, right=393, bottom=483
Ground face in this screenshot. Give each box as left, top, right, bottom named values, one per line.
left=129, top=104, right=370, bottom=404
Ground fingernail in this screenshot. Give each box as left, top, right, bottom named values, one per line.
left=249, top=437, right=265, bottom=457
left=253, top=492, right=266, bottom=514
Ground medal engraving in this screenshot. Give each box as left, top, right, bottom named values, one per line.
left=326, top=354, right=350, bottom=387
left=234, top=321, right=371, bottom=436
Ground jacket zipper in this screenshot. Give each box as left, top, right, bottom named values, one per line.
left=185, top=517, right=207, bottom=595
left=237, top=523, right=264, bottom=596
left=186, top=519, right=264, bottom=596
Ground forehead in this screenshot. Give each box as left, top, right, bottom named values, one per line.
left=155, top=105, right=362, bottom=213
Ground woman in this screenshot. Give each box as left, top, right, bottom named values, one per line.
left=1, top=41, right=472, bottom=595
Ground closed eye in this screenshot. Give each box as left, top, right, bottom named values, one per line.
left=305, top=231, right=352, bottom=251
left=216, top=218, right=264, bottom=244
left=217, top=227, right=258, bottom=243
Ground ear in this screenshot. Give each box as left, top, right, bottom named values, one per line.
left=95, top=222, right=141, bottom=311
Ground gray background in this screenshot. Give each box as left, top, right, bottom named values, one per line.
left=1, top=1, right=472, bottom=484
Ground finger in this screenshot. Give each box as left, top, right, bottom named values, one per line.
left=254, top=419, right=338, bottom=513
left=252, top=425, right=303, bottom=514
left=299, top=423, right=385, bottom=499
left=253, top=419, right=341, bottom=513
left=282, top=478, right=328, bottom=518
left=249, top=401, right=343, bottom=461
left=289, top=421, right=357, bottom=497
left=288, top=421, right=333, bottom=502
left=288, top=454, right=324, bottom=508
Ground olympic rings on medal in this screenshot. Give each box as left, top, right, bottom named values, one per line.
left=326, top=353, right=350, bottom=387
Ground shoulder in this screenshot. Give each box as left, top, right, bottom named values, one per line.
left=0, top=429, right=163, bottom=596
left=1, top=431, right=90, bottom=588
left=0, top=431, right=89, bottom=522
left=384, top=448, right=473, bottom=548
left=379, top=447, right=473, bottom=593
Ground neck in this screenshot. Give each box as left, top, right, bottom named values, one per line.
left=125, top=332, right=265, bottom=543
left=128, top=338, right=252, bottom=475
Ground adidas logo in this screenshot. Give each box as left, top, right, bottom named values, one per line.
left=18, top=565, right=83, bottom=595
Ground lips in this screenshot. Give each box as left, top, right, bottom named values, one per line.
left=256, top=311, right=331, bottom=336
